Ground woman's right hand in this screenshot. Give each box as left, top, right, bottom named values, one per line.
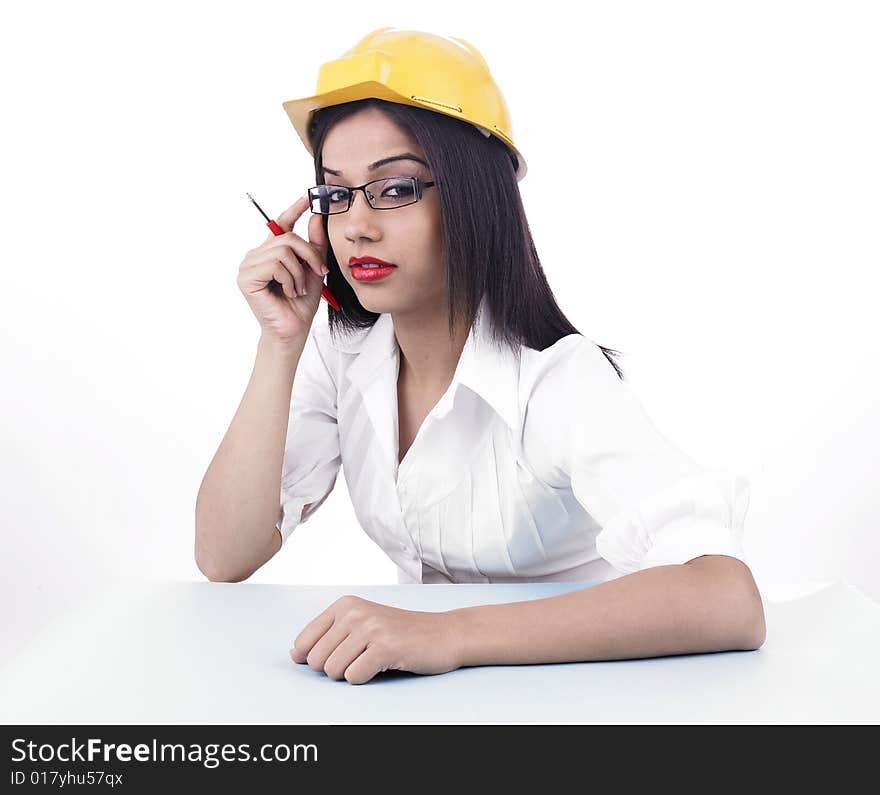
left=237, top=194, right=331, bottom=346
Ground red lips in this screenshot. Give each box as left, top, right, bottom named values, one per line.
left=348, top=255, right=397, bottom=267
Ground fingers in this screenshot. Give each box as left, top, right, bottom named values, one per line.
left=303, top=624, right=351, bottom=676
left=237, top=257, right=298, bottom=300
left=342, top=644, right=387, bottom=685
left=261, top=194, right=310, bottom=244
left=247, top=246, right=310, bottom=297
left=262, top=232, right=327, bottom=280
left=241, top=191, right=329, bottom=307
left=325, top=635, right=371, bottom=683
left=293, top=610, right=336, bottom=667
left=271, top=264, right=297, bottom=300
left=307, top=210, right=329, bottom=260
left=275, top=193, right=311, bottom=232
left=270, top=247, right=310, bottom=297
left=258, top=192, right=329, bottom=277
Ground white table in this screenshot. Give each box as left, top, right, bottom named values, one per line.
left=1, top=577, right=877, bottom=724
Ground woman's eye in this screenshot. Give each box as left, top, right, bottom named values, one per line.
left=383, top=181, right=414, bottom=197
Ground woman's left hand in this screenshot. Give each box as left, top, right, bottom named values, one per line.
left=290, top=595, right=464, bottom=684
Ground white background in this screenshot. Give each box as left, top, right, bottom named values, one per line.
left=1, top=1, right=877, bottom=666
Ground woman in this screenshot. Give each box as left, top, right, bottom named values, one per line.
left=196, top=28, right=765, bottom=685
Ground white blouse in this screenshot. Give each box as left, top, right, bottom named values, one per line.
left=275, top=298, right=751, bottom=585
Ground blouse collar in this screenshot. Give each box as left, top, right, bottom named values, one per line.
left=329, top=297, right=521, bottom=434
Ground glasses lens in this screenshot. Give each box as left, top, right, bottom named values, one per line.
left=308, top=178, right=419, bottom=214
left=366, top=177, right=418, bottom=209
left=309, top=185, right=351, bottom=215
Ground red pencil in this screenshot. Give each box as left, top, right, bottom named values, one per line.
left=246, top=192, right=341, bottom=311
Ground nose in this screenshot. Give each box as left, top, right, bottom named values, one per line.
left=343, top=188, right=381, bottom=242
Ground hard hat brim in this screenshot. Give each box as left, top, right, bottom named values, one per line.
left=282, top=80, right=527, bottom=182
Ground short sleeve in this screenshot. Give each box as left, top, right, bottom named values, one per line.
left=558, top=338, right=751, bottom=575
left=275, top=325, right=342, bottom=544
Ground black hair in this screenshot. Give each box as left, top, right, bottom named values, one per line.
left=308, top=97, right=625, bottom=380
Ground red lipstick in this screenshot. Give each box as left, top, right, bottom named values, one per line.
left=348, top=256, right=397, bottom=267
left=349, top=255, right=398, bottom=283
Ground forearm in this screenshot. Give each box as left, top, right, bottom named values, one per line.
left=448, top=555, right=766, bottom=668
left=195, top=333, right=306, bottom=581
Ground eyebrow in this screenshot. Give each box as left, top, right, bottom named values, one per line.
left=322, top=153, right=429, bottom=177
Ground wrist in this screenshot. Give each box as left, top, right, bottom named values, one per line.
left=258, top=333, right=306, bottom=360
left=444, top=607, right=474, bottom=669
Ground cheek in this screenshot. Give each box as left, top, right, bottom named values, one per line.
left=326, top=225, right=344, bottom=262
left=409, top=203, right=444, bottom=246
left=400, top=219, right=443, bottom=270
left=427, top=205, right=444, bottom=250
left=326, top=221, right=341, bottom=245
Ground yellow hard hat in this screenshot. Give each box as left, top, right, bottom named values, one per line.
left=281, top=27, right=527, bottom=182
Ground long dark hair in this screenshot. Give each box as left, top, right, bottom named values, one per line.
left=308, top=98, right=625, bottom=380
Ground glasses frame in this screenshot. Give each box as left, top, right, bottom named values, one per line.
left=308, top=176, right=437, bottom=215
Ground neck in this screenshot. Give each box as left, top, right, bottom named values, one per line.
left=391, top=305, right=470, bottom=393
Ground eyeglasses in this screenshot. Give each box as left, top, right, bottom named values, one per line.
left=308, top=176, right=436, bottom=215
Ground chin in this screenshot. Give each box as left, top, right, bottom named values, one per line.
left=353, top=292, right=398, bottom=313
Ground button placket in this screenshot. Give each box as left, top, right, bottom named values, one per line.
left=397, top=467, right=419, bottom=560
left=395, top=375, right=458, bottom=488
